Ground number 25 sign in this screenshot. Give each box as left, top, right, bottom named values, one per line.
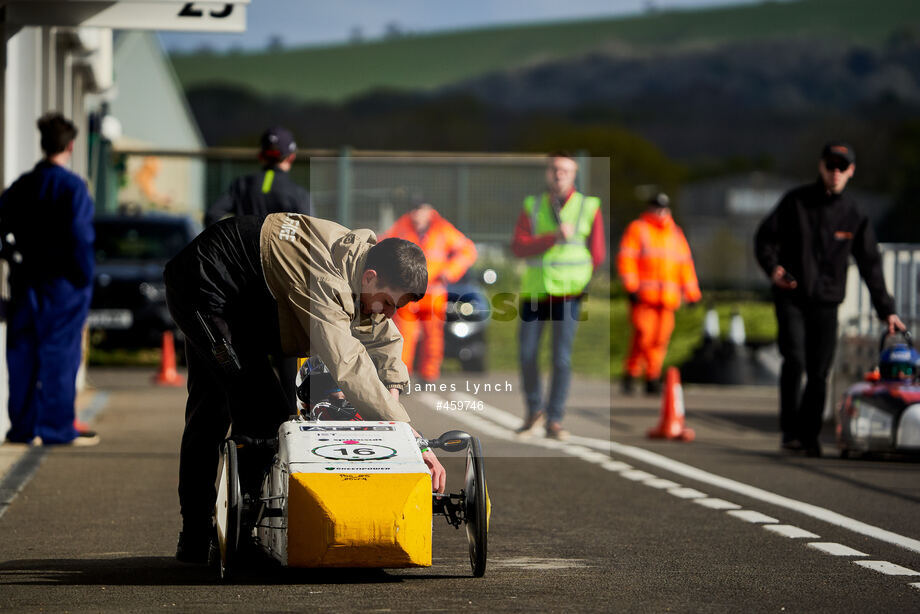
left=178, top=3, right=235, bottom=19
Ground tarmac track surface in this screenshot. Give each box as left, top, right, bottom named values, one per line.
left=0, top=368, right=918, bottom=613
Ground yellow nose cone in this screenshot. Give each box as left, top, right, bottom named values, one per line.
left=287, top=472, right=433, bottom=568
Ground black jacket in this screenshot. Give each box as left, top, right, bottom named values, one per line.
left=204, top=166, right=312, bottom=227
left=754, top=180, right=894, bottom=318
left=164, top=215, right=283, bottom=354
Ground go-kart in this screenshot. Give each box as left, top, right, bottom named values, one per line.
left=835, top=331, right=920, bottom=458
left=209, top=361, right=490, bottom=581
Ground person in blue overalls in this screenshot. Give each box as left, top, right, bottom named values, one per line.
left=0, top=113, right=97, bottom=445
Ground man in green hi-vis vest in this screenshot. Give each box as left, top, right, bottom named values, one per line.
left=511, top=152, right=607, bottom=440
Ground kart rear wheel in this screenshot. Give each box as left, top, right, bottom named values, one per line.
left=464, top=437, right=489, bottom=577
left=213, top=439, right=241, bottom=581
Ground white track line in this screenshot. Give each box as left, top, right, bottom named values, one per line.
left=621, top=469, right=656, bottom=481
left=668, top=487, right=707, bottom=500
left=0, top=447, right=46, bottom=519
left=763, top=525, right=820, bottom=539
left=603, top=438, right=920, bottom=555
left=807, top=543, right=869, bottom=557
left=424, top=391, right=920, bottom=592
left=694, top=498, right=742, bottom=510
left=644, top=478, right=681, bottom=490
left=430, top=391, right=920, bottom=557
left=854, top=561, right=920, bottom=576
left=727, top=510, right=779, bottom=524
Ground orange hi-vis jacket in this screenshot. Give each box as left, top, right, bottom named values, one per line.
left=618, top=211, right=701, bottom=310
left=381, top=209, right=478, bottom=295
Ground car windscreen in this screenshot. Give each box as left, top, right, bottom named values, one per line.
left=94, top=220, right=191, bottom=263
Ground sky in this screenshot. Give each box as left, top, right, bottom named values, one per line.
left=158, top=0, right=768, bottom=52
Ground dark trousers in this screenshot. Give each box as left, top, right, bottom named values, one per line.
left=165, top=291, right=293, bottom=528
left=518, top=297, right=583, bottom=424
left=774, top=295, right=838, bottom=445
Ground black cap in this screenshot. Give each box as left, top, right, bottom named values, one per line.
left=648, top=192, right=670, bottom=208
left=821, top=141, right=855, bottom=165
left=260, top=126, right=297, bottom=160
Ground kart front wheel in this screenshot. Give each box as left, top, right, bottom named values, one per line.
left=464, top=437, right=490, bottom=577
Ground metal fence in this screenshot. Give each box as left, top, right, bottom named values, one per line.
left=830, top=244, right=920, bottom=416
left=838, top=244, right=920, bottom=335
left=103, top=147, right=611, bottom=254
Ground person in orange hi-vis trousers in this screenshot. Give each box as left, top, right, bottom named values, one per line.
left=618, top=193, right=701, bottom=395
left=381, top=196, right=477, bottom=382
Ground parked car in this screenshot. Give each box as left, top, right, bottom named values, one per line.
left=87, top=213, right=200, bottom=348
left=444, top=269, right=495, bottom=372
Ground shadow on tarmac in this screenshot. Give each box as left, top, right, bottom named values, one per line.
left=780, top=455, right=920, bottom=504
left=689, top=409, right=778, bottom=433
left=705, top=442, right=920, bottom=505
left=0, top=556, right=469, bottom=586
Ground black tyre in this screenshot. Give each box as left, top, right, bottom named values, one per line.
left=214, top=439, right=241, bottom=581
left=464, top=437, right=489, bottom=577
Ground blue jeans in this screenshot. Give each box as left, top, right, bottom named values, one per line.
left=518, top=297, right=583, bottom=424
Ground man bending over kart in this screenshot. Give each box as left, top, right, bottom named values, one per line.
left=164, top=213, right=447, bottom=564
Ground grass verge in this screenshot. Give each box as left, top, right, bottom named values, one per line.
left=467, top=296, right=776, bottom=380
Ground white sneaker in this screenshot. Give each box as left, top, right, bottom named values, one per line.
left=68, top=431, right=100, bottom=447
left=545, top=422, right=570, bottom=441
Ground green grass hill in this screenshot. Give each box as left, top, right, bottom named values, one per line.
left=170, top=0, right=920, bottom=103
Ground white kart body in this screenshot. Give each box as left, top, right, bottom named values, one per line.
left=256, top=419, right=433, bottom=568
left=896, top=404, right=920, bottom=449
left=836, top=382, right=920, bottom=454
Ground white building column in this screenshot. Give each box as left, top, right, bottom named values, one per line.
left=4, top=25, right=43, bottom=186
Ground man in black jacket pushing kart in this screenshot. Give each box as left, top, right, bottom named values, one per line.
left=754, top=141, right=905, bottom=457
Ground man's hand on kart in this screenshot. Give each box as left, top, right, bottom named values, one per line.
left=887, top=313, right=906, bottom=335
left=410, top=423, right=446, bottom=493
left=422, top=449, right=446, bottom=494
left=324, top=388, right=446, bottom=492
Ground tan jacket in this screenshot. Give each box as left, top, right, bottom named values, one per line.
left=260, top=213, right=411, bottom=422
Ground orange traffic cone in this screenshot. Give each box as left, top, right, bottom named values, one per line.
left=154, top=330, right=185, bottom=387
left=647, top=367, right=694, bottom=441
